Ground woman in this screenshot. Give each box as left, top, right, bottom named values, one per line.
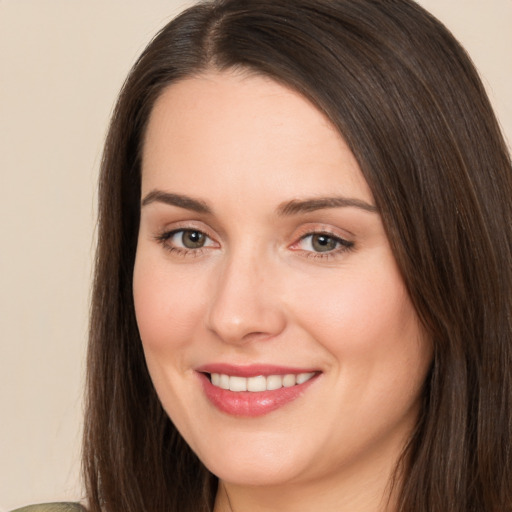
left=15, top=0, right=512, bottom=511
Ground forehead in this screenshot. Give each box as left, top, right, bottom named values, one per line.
left=141, top=70, right=372, bottom=204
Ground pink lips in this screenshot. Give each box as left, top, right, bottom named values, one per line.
left=196, top=364, right=319, bottom=417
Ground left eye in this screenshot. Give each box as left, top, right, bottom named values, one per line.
left=298, top=233, right=352, bottom=253
left=167, top=229, right=214, bottom=249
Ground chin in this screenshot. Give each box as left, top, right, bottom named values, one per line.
left=193, top=431, right=323, bottom=487
left=206, top=458, right=300, bottom=487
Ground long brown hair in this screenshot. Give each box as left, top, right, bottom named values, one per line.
left=83, top=1, right=512, bottom=511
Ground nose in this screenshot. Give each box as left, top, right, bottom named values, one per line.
left=206, top=250, right=287, bottom=345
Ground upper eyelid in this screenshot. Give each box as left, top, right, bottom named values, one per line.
left=298, top=230, right=347, bottom=240
left=155, top=221, right=216, bottom=238
left=293, top=232, right=353, bottom=249
left=293, top=224, right=354, bottom=242
left=161, top=227, right=217, bottom=243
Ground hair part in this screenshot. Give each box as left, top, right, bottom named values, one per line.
left=84, top=1, right=512, bottom=511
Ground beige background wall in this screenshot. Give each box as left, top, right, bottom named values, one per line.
left=0, top=1, right=510, bottom=510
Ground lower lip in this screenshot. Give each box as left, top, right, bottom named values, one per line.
left=198, top=373, right=319, bottom=417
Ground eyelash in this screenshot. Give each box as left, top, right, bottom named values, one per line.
left=154, top=228, right=355, bottom=260
left=293, top=231, right=355, bottom=260
left=154, top=229, right=215, bottom=257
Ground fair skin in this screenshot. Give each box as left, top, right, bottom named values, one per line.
left=133, top=70, right=432, bottom=512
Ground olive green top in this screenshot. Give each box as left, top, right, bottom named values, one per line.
left=12, top=504, right=86, bottom=512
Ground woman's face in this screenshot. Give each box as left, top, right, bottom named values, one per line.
left=133, top=71, right=432, bottom=489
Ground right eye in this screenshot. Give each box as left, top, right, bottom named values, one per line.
left=156, top=229, right=217, bottom=254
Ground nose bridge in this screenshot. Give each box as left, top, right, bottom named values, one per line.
left=206, top=245, right=285, bottom=344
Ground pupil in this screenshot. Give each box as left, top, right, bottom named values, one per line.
left=312, top=234, right=336, bottom=252
left=182, top=230, right=205, bottom=248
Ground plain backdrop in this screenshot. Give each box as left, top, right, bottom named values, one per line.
left=0, top=1, right=510, bottom=510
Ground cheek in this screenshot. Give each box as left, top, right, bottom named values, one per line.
left=287, top=261, right=431, bottom=451
left=132, top=251, right=210, bottom=431
left=132, top=251, right=207, bottom=355
left=292, top=268, right=407, bottom=340
left=287, top=255, right=429, bottom=380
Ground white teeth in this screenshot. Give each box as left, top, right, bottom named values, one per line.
left=247, top=375, right=267, bottom=392
left=209, top=372, right=316, bottom=392
left=296, top=372, right=315, bottom=384
left=266, top=374, right=283, bottom=390
left=219, top=374, right=230, bottom=390
left=229, top=376, right=247, bottom=392
left=282, top=374, right=296, bottom=387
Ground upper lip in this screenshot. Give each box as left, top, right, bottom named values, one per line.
left=196, top=363, right=319, bottom=378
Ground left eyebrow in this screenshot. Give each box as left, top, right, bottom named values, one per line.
left=277, top=196, right=378, bottom=216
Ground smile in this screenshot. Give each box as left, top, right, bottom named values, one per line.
left=197, top=366, right=320, bottom=417
left=209, top=372, right=316, bottom=392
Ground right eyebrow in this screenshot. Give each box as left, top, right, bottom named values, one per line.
left=141, top=190, right=212, bottom=214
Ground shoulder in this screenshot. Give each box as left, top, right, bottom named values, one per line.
left=11, top=504, right=86, bottom=512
